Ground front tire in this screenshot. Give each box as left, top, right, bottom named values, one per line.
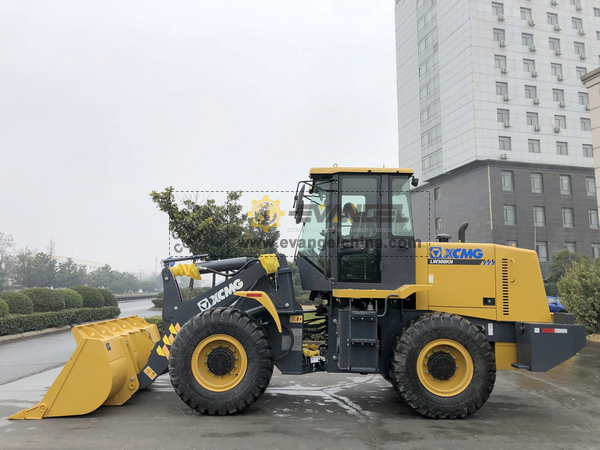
left=169, top=307, right=274, bottom=415
left=390, top=313, right=496, bottom=419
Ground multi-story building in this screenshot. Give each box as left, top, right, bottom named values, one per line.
left=396, top=0, right=600, bottom=274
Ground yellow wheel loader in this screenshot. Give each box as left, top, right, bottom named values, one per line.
left=11, top=167, right=586, bottom=420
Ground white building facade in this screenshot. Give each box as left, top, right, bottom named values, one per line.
left=397, top=0, right=598, bottom=180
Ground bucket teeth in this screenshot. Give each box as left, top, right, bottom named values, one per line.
left=10, top=315, right=161, bottom=420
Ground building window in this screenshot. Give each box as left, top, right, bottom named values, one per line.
left=523, top=59, right=535, bottom=72
left=536, top=242, right=548, bottom=263
left=584, top=144, right=594, bottom=157
left=549, top=38, right=561, bottom=51
left=418, top=29, right=438, bottom=55
left=548, top=13, right=558, bottom=25
left=423, top=150, right=443, bottom=172
left=498, top=109, right=510, bottom=122
left=531, top=173, right=543, bottom=193
left=565, top=242, right=577, bottom=252
left=533, top=206, right=546, bottom=227
left=563, top=208, right=575, bottom=228
left=421, top=124, right=442, bottom=147
left=502, top=171, right=514, bottom=191
left=525, top=85, right=537, bottom=99
left=434, top=187, right=440, bottom=200
left=495, top=55, right=507, bottom=69
left=593, top=243, right=600, bottom=258
left=420, top=77, right=440, bottom=101
left=526, top=112, right=539, bottom=126
left=560, top=174, right=572, bottom=195
left=522, top=33, right=533, bottom=47
left=551, top=63, right=563, bottom=76
left=587, top=177, right=596, bottom=196
left=595, top=8, right=600, bottom=17
left=557, top=142, right=569, bottom=155
left=572, top=17, right=583, bottom=30
left=419, top=53, right=439, bottom=78
left=581, top=118, right=591, bottom=131
left=417, top=9, right=436, bottom=32
left=504, top=205, right=517, bottom=226
left=579, top=92, right=589, bottom=105
left=555, top=115, right=567, bottom=128
left=597, top=31, right=600, bottom=40
left=492, top=2, right=504, bottom=15
left=529, top=139, right=541, bottom=153
left=496, top=82, right=508, bottom=96
left=493, top=29, right=505, bottom=42
left=499, top=136, right=511, bottom=150
left=553, top=89, right=565, bottom=102
left=589, top=209, right=599, bottom=229
left=420, top=100, right=441, bottom=124
left=576, top=66, right=587, bottom=79
left=435, top=217, right=442, bottom=230
left=574, top=42, right=585, bottom=55
left=506, top=240, right=518, bottom=248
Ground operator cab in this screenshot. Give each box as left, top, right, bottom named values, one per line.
left=294, top=166, right=418, bottom=292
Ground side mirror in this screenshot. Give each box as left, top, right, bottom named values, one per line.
left=294, top=185, right=305, bottom=224
left=411, top=176, right=419, bottom=187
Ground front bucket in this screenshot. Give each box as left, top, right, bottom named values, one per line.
left=9, top=315, right=160, bottom=420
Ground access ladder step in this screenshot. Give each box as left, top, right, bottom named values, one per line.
left=349, top=338, right=378, bottom=345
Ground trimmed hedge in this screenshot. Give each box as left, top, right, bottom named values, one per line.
left=59, top=289, right=84, bottom=309
left=22, top=288, right=65, bottom=312
left=70, top=286, right=105, bottom=308
left=98, top=289, right=118, bottom=307
left=0, top=299, right=7, bottom=318
left=0, top=292, right=34, bottom=315
left=145, top=315, right=164, bottom=335
left=0, top=306, right=121, bottom=336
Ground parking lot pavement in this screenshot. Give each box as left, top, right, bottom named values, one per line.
left=0, top=342, right=598, bottom=450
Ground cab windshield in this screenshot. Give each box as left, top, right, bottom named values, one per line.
left=297, top=180, right=332, bottom=274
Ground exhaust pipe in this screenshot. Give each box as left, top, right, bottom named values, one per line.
left=458, top=222, right=469, bottom=243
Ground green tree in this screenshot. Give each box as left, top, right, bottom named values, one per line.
left=545, top=249, right=590, bottom=296
left=150, top=188, right=280, bottom=299
left=0, top=233, right=15, bottom=292
left=557, top=258, right=600, bottom=333
left=10, top=250, right=56, bottom=288
left=56, top=258, right=88, bottom=288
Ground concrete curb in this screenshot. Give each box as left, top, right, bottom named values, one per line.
left=0, top=316, right=129, bottom=345
left=0, top=325, right=72, bottom=344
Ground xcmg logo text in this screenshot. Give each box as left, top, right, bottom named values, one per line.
left=429, top=247, right=484, bottom=259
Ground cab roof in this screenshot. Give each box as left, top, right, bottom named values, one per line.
left=309, top=167, right=414, bottom=175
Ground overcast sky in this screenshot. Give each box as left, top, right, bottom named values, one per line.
left=0, top=0, right=399, bottom=275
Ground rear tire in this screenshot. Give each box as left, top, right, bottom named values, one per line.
left=169, top=307, right=274, bottom=415
left=389, top=313, right=496, bottom=419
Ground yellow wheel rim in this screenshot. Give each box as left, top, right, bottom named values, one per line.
left=416, top=339, right=474, bottom=397
left=191, top=334, right=248, bottom=392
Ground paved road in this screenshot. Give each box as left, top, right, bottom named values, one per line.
left=0, top=342, right=598, bottom=449
left=0, top=300, right=158, bottom=386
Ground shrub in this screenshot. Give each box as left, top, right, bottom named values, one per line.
left=558, top=258, right=600, bottom=333
left=145, top=315, right=164, bottom=335
left=0, top=306, right=121, bottom=336
left=98, top=289, right=118, bottom=307
left=22, top=288, right=66, bottom=312
left=70, top=286, right=105, bottom=308
left=0, top=292, right=34, bottom=315
left=58, top=289, right=84, bottom=309
left=0, top=299, right=8, bottom=318
left=152, top=298, right=163, bottom=308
